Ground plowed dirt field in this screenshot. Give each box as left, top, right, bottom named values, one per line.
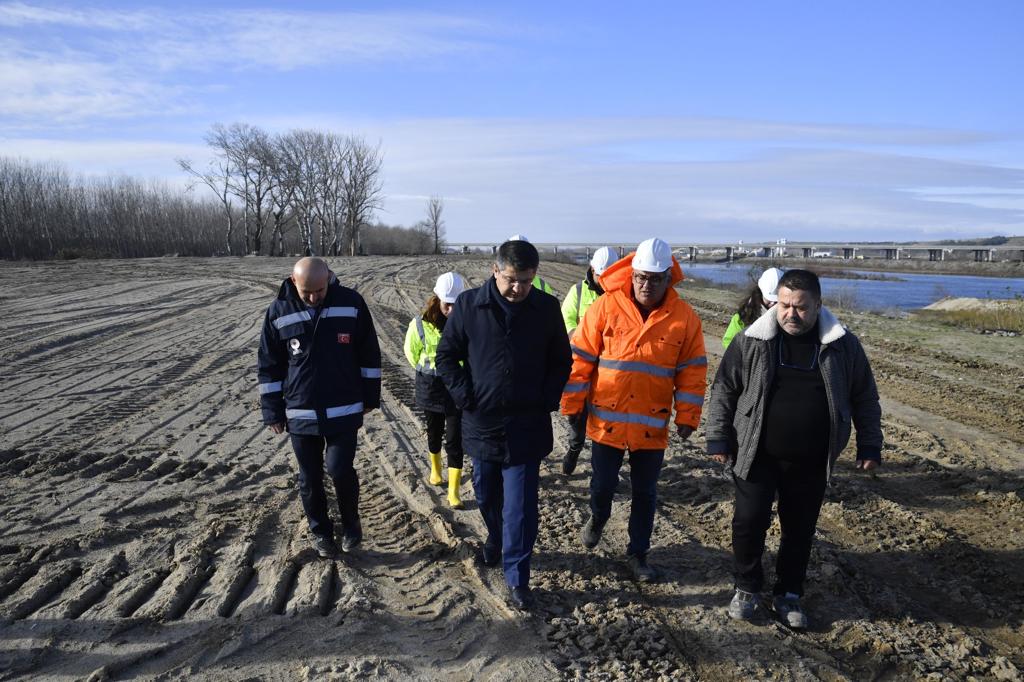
left=0, top=257, right=1021, bottom=681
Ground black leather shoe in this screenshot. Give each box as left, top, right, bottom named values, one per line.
left=477, top=545, right=500, bottom=568
left=507, top=585, right=534, bottom=611
left=581, top=515, right=605, bottom=549
left=562, top=444, right=582, bottom=475
left=627, top=553, right=659, bottom=583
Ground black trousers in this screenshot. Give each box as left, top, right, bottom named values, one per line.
left=290, top=431, right=360, bottom=540
left=731, top=454, right=827, bottom=596
left=424, top=410, right=464, bottom=469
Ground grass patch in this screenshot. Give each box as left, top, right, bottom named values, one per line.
left=915, top=305, right=1024, bottom=334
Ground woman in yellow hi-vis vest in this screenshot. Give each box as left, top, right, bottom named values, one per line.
left=404, top=272, right=469, bottom=508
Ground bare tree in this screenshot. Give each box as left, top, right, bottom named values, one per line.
left=177, top=157, right=236, bottom=255
left=205, top=123, right=275, bottom=254
left=425, top=195, right=445, bottom=254
left=341, top=137, right=384, bottom=256
left=276, top=130, right=327, bottom=256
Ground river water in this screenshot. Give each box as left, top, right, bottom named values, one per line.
left=682, top=262, right=1024, bottom=310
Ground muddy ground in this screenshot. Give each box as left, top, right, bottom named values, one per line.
left=0, top=256, right=1021, bottom=681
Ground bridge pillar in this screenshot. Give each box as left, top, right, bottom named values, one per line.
left=928, top=249, right=944, bottom=262
left=491, top=245, right=497, bottom=256
left=973, top=249, right=989, bottom=262
left=586, top=246, right=592, bottom=260
left=802, top=247, right=813, bottom=258
left=725, top=246, right=733, bottom=262
left=842, top=247, right=855, bottom=259
left=689, top=246, right=697, bottom=261
left=885, top=248, right=898, bottom=260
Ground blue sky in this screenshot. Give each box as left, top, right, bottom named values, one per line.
left=2, top=0, right=1022, bottom=243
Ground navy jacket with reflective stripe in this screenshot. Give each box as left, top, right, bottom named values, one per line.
left=258, top=275, right=382, bottom=436
left=435, top=277, right=572, bottom=464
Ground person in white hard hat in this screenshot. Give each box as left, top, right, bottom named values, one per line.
left=506, top=234, right=554, bottom=295
left=558, top=245, right=620, bottom=474
left=404, top=271, right=469, bottom=508
left=722, top=267, right=784, bottom=349
left=562, top=237, right=707, bottom=583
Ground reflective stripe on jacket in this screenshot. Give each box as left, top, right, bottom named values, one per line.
left=257, top=275, right=381, bottom=436
left=561, top=279, right=601, bottom=333
left=533, top=275, right=554, bottom=296
left=561, top=252, right=707, bottom=450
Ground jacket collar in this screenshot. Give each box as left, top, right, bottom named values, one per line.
left=277, top=272, right=340, bottom=303
left=476, top=275, right=543, bottom=309
left=597, top=249, right=684, bottom=311
left=744, top=305, right=846, bottom=345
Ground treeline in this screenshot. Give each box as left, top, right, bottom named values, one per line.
left=1, top=121, right=448, bottom=260
left=0, top=157, right=227, bottom=259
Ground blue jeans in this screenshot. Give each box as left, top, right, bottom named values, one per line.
left=589, top=442, right=665, bottom=557
left=472, top=457, right=541, bottom=588
left=290, top=431, right=360, bottom=540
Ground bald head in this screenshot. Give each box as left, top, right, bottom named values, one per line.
left=291, top=257, right=330, bottom=306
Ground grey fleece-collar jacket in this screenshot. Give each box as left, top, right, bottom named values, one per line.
left=705, top=306, right=883, bottom=482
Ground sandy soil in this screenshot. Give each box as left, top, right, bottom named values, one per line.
left=0, top=256, right=1021, bottom=681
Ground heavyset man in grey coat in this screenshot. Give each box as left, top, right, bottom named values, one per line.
left=705, top=269, right=882, bottom=629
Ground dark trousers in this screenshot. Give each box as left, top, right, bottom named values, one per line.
left=472, top=457, right=540, bottom=588
left=567, top=403, right=589, bottom=452
left=731, top=454, right=827, bottom=596
left=290, top=431, right=360, bottom=540
left=424, top=410, right=464, bottom=469
left=590, top=442, right=665, bottom=557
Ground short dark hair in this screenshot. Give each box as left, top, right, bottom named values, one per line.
left=777, top=269, right=821, bottom=300
left=496, top=240, right=539, bottom=271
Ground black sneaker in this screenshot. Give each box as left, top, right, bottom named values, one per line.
left=562, top=444, right=583, bottom=475
left=312, top=534, right=338, bottom=559
left=507, top=585, right=535, bottom=611
left=627, top=553, right=658, bottom=582
left=580, top=515, right=606, bottom=549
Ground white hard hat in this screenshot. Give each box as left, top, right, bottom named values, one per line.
left=590, top=246, right=620, bottom=276
left=631, top=238, right=673, bottom=272
left=433, top=272, right=467, bottom=304
left=757, top=267, right=784, bottom=303
left=507, top=234, right=529, bottom=242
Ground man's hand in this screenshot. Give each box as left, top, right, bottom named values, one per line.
left=268, top=422, right=286, bottom=434
left=856, top=459, right=879, bottom=471
left=676, top=424, right=694, bottom=441
left=709, top=452, right=730, bottom=464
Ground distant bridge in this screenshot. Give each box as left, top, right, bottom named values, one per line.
left=450, top=241, right=1024, bottom=263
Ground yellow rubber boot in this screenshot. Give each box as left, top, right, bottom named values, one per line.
left=447, top=468, right=464, bottom=509
left=428, top=452, right=444, bottom=486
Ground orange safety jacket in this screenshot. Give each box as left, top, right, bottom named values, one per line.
left=561, top=252, right=707, bottom=450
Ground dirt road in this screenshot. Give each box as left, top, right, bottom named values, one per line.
left=0, top=257, right=1021, bottom=680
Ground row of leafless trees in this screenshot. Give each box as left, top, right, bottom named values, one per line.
left=179, top=123, right=392, bottom=257
left=1, top=122, right=449, bottom=259
left=0, top=157, right=229, bottom=260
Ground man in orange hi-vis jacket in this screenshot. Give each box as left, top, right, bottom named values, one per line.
left=562, top=237, right=707, bottom=582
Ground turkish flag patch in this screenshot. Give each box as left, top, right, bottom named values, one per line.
left=337, top=333, right=351, bottom=344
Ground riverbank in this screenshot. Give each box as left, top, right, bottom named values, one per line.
left=692, top=256, right=1024, bottom=278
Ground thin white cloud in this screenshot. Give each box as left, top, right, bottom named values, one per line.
left=0, top=3, right=503, bottom=124
left=0, top=1, right=155, bottom=30
left=5, top=118, right=1022, bottom=242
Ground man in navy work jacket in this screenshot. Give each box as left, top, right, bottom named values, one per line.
left=258, top=257, right=382, bottom=559
left=436, top=239, right=572, bottom=611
